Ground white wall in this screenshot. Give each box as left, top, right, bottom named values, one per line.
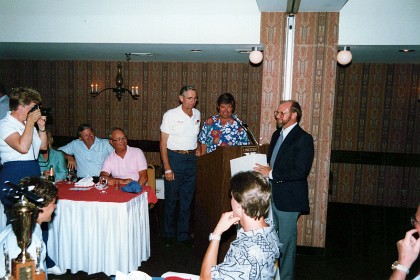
left=339, top=0, right=420, bottom=45
left=0, top=0, right=261, bottom=44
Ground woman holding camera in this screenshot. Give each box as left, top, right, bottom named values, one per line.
left=0, top=87, right=47, bottom=206
left=0, top=87, right=63, bottom=275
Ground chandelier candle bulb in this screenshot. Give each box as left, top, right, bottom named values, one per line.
left=89, top=62, right=139, bottom=101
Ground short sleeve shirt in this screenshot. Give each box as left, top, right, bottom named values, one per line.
left=160, top=105, right=201, bottom=150
left=101, top=146, right=147, bottom=181
left=211, top=219, right=280, bottom=280
left=58, top=137, right=114, bottom=178
left=0, top=112, right=41, bottom=164
left=198, top=114, right=249, bottom=153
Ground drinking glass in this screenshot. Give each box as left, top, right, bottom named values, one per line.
left=99, top=176, right=108, bottom=194
left=66, top=168, right=74, bottom=184
left=100, top=176, right=108, bottom=187
left=114, top=180, right=120, bottom=191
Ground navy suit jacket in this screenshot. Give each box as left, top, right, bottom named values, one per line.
left=268, top=124, right=314, bottom=213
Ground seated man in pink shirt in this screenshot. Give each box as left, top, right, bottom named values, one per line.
left=100, top=127, right=148, bottom=186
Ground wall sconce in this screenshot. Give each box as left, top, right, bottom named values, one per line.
left=90, top=62, right=139, bottom=101
left=249, top=47, right=264, bottom=64
left=337, top=46, right=352, bottom=65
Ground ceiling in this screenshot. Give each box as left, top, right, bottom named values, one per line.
left=0, top=0, right=418, bottom=64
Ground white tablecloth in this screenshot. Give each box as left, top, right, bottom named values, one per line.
left=47, top=192, right=150, bottom=275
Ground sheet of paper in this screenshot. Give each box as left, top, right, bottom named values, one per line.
left=230, top=153, right=267, bottom=177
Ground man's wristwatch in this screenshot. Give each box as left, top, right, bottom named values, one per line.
left=391, top=261, right=410, bottom=274
left=209, top=233, right=221, bottom=241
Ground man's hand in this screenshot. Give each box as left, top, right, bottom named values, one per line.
left=164, top=170, right=175, bottom=181
left=213, top=211, right=240, bottom=236
left=254, top=163, right=271, bottom=178
left=66, top=156, right=77, bottom=170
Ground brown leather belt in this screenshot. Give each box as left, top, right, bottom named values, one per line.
left=171, top=149, right=196, bottom=155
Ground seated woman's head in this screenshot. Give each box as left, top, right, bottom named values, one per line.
left=18, top=177, right=58, bottom=223
left=45, top=131, right=54, bottom=148
left=230, top=171, right=271, bottom=220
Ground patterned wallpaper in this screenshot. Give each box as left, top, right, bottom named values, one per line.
left=260, top=12, right=339, bottom=248
left=0, top=60, right=262, bottom=165
left=331, top=64, right=420, bottom=208
left=3, top=12, right=414, bottom=250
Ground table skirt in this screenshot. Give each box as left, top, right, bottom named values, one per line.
left=48, top=192, right=150, bottom=275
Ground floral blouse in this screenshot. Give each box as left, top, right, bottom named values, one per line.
left=198, top=114, right=249, bottom=153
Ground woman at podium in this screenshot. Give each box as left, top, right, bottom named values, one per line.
left=198, top=93, right=249, bottom=154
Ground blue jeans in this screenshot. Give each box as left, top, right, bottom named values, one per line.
left=163, top=150, right=197, bottom=241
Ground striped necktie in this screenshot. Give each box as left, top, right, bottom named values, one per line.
left=270, top=131, right=283, bottom=168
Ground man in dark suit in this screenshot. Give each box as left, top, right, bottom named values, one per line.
left=255, top=100, right=314, bottom=280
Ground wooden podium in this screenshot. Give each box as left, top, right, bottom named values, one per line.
left=194, top=144, right=268, bottom=261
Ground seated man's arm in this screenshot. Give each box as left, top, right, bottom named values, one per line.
left=58, top=142, right=77, bottom=170
left=62, top=153, right=76, bottom=170
left=99, top=171, right=133, bottom=185
left=138, top=169, right=148, bottom=186
left=200, top=211, right=240, bottom=280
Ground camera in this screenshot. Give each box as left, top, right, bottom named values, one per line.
left=29, top=105, right=51, bottom=117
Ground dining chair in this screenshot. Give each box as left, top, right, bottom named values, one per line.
left=147, top=164, right=160, bottom=233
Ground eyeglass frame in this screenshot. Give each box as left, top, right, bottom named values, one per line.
left=274, top=110, right=291, bottom=118
left=111, top=137, right=127, bottom=142
left=411, top=214, right=419, bottom=227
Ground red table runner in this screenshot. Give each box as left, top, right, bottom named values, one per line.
left=56, top=181, right=158, bottom=204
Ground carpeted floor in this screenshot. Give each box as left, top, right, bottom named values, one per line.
left=50, top=202, right=418, bottom=280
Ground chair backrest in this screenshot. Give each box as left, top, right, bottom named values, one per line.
left=147, top=164, right=156, bottom=193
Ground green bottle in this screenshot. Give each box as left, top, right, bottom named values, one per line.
left=48, top=165, right=55, bottom=182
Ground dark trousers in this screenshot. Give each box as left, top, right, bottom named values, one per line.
left=272, top=202, right=300, bottom=280
left=163, top=150, right=197, bottom=241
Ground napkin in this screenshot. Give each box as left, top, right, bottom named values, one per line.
left=116, top=270, right=152, bottom=280
left=161, top=272, right=199, bottom=280
left=121, top=181, right=142, bottom=193
left=74, top=176, right=94, bottom=187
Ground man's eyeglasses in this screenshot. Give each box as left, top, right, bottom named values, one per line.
left=274, top=110, right=290, bottom=117
left=411, top=214, right=419, bottom=227
left=111, top=137, right=127, bottom=142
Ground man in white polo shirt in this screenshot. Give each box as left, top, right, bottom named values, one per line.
left=160, top=85, right=201, bottom=247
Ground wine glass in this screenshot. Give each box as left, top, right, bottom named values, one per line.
left=66, top=168, right=74, bottom=184
left=99, top=176, right=108, bottom=194
left=114, top=180, right=120, bottom=191
left=100, top=176, right=108, bottom=187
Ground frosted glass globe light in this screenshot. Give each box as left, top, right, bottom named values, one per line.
left=337, top=47, right=352, bottom=65
left=249, top=49, right=263, bottom=64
